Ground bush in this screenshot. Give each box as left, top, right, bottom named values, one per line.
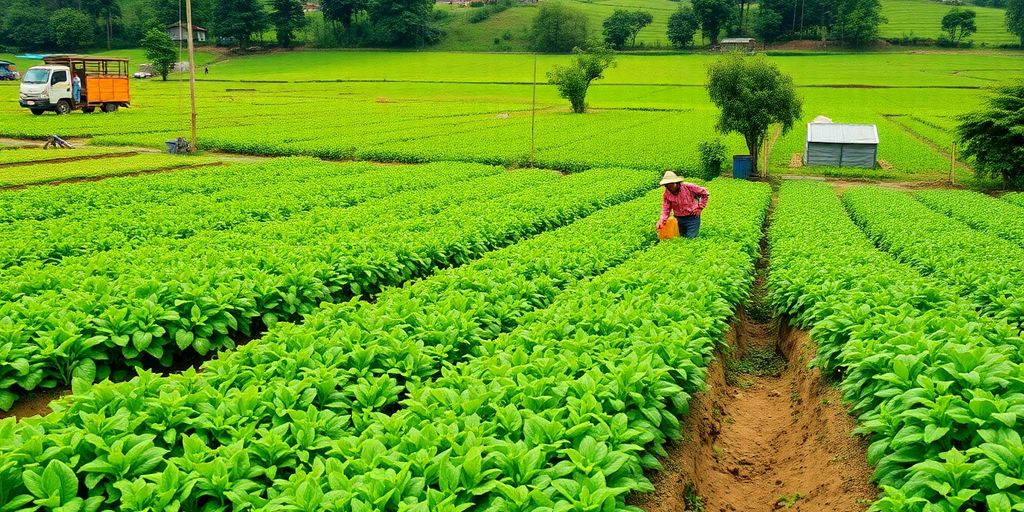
left=468, top=0, right=514, bottom=23
left=698, top=139, right=728, bottom=180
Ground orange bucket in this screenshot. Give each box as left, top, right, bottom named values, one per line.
left=658, top=217, right=679, bottom=240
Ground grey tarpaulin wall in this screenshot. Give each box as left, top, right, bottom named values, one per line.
left=804, top=123, right=879, bottom=168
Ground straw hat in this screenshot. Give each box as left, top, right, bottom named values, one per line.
left=659, top=171, right=684, bottom=186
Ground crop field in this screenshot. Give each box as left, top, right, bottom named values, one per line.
left=881, top=0, right=1019, bottom=46
left=2, top=44, right=1024, bottom=511
left=2, top=51, right=1022, bottom=180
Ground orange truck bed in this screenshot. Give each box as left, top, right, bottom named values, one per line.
left=84, top=76, right=130, bottom=104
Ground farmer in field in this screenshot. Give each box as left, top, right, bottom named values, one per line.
left=657, top=171, right=709, bottom=238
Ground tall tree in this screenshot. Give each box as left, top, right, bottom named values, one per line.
left=602, top=9, right=652, bottom=49
left=706, top=55, right=802, bottom=177
left=752, top=7, right=784, bottom=43
left=141, top=28, right=178, bottom=80
left=547, top=46, right=615, bottom=113
left=49, top=8, right=95, bottom=51
left=1008, top=0, right=1024, bottom=47
left=667, top=6, right=699, bottom=48
left=941, top=8, right=976, bottom=45
left=272, top=0, right=306, bottom=47
left=321, top=0, right=366, bottom=28
left=1, top=0, right=49, bottom=49
left=836, top=0, right=884, bottom=46
left=213, top=0, right=268, bottom=46
left=80, top=0, right=121, bottom=49
left=367, top=0, right=438, bottom=47
left=958, top=85, right=1024, bottom=188
left=530, top=3, right=589, bottom=53
left=154, top=0, right=214, bottom=27
left=692, top=0, right=738, bottom=45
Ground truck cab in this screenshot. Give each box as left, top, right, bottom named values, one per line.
left=19, top=55, right=130, bottom=115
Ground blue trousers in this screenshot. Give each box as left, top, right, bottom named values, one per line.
left=73, top=87, right=81, bottom=103
left=678, top=215, right=701, bottom=238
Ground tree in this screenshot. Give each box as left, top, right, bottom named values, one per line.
left=213, top=0, right=269, bottom=46
left=530, top=2, right=589, bottom=53
left=692, top=0, right=738, bottom=45
left=547, top=46, right=615, bottom=113
left=80, top=0, right=121, bottom=49
left=141, top=28, right=178, bottom=80
left=752, top=7, right=784, bottom=43
left=957, top=85, right=1024, bottom=188
left=706, top=56, right=802, bottom=177
left=1007, top=0, right=1024, bottom=47
left=667, top=7, right=699, bottom=48
left=367, top=0, right=438, bottom=47
left=941, top=8, right=976, bottom=45
left=154, top=0, right=214, bottom=27
left=272, top=0, right=306, bottom=47
left=1, top=0, right=49, bottom=50
left=321, top=0, right=366, bottom=28
left=836, top=0, right=885, bottom=46
left=602, top=9, right=653, bottom=49
left=49, top=8, right=95, bottom=51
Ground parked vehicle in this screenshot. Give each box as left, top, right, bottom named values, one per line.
left=133, top=70, right=154, bottom=79
left=0, top=60, right=19, bottom=81
left=19, top=55, right=131, bottom=115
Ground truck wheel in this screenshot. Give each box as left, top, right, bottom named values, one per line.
left=102, top=103, right=119, bottom=113
left=30, top=109, right=44, bottom=116
left=82, top=107, right=96, bottom=114
left=54, top=100, right=72, bottom=115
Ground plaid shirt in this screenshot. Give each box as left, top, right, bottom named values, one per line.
left=660, top=183, right=709, bottom=222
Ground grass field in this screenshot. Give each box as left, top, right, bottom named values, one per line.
left=881, top=0, right=1020, bottom=46
left=2, top=50, right=1020, bottom=181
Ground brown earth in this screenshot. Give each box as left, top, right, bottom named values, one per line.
left=0, top=388, right=68, bottom=421
left=629, top=314, right=878, bottom=512
left=788, top=154, right=803, bottom=168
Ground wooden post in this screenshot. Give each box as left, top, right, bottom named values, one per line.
left=950, top=141, right=956, bottom=185
left=185, top=0, right=199, bottom=152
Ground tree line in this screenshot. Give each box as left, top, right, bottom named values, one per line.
left=0, top=0, right=439, bottom=52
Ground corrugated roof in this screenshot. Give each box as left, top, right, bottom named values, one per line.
left=721, top=38, right=755, bottom=44
left=806, top=123, right=879, bottom=144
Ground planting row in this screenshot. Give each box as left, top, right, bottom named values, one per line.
left=769, top=181, right=1024, bottom=511
left=0, top=167, right=653, bottom=409
left=0, top=178, right=772, bottom=510
left=914, top=189, right=1024, bottom=248
left=0, top=153, right=217, bottom=187
left=844, top=187, right=1024, bottom=330
left=0, top=147, right=133, bottom=166
left=0, top=159, right=501, bottom=268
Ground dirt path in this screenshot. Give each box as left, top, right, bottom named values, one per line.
left=629, top=188, right=877, bottom=511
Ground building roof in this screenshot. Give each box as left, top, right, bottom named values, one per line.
left=167, top=21, right=207, bottom=32
left=807, top=123, right=879, bottom=145
left=721, top=38, right=755, bottom=44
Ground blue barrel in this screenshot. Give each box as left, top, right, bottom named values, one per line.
left=732, top=155, right=752, bottom=179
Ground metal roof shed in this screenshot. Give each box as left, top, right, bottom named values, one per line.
left=805, top=123, right=879, bottom=168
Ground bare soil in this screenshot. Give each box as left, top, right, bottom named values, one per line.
left=788, top=154, right=803, bottom=168
left=0, top=387, right=68, bottom=421
left=629, top=316, right=877, bottom=512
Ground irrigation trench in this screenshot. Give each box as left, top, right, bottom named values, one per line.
left=630, top=191, right=877, bottom=511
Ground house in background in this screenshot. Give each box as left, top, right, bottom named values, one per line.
left=718, top=38, right=757, bottom=52
left=166, top=22, right=208, bottom=43
left=303, top=3, right=320, bottom=13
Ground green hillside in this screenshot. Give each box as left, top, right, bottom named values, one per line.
left=881, top=0, right=1018, bottom=46
left=435, top=0, right=690, bottom=51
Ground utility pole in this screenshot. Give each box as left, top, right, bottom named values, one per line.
left=185, top=0, right=199, bottom=151
left=530, top=54, right=537, bottom=168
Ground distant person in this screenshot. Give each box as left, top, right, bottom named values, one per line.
left=204, top=65, right=209, bottom=75
left=72, top=74, right=82, bottom=105
left=657, top=171, right=709, bottom=238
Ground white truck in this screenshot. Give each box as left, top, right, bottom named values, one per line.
left=19, top=55, right=131, bottom=115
